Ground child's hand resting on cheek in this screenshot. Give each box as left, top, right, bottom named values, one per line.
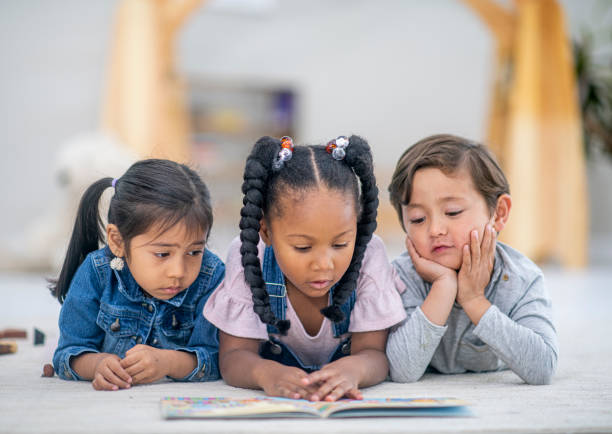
left=457, top=224, right=496, bottom=324
left=407, top=238, right=457, bottom=289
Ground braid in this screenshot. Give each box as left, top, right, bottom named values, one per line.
left=321, top=135, right=379, bottom=322
left=239, top=136, right=290, bottom=334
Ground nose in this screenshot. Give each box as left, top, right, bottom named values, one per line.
left=312, top=249, right=334, bottom=271
left=167, top=256, right=186, bottom=281
left=429, top=215, right=447, bottom=237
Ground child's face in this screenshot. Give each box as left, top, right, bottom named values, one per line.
left=122, top=222, right=206, bottom=300
left=402, top=167, right=494, bottom=270
left=260, top=186, right=357, bottom=303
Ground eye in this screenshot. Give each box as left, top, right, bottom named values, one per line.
left=333, top=242, right=349, bottom=249
left=154, top=252, right=170, bottom=258
left=447, top=210, right=463, bottom=217
left=294, top=246, right=311, bottom=252
left=409, top=217, right=425, bottom=224
left=188, top=249, right=204, bottom=257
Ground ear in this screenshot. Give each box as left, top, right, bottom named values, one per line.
left=259, top=218, right=272, bottom=246
left=106, top=224, right=126, bottom=257
left=491, top=194, right=512, bottom=232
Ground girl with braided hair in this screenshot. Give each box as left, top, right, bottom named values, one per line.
left=204, top=135, right=405, bottom=401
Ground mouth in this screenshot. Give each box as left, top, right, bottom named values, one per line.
left=161, top=286, right=182, bottom=295
left=432, top=245, right=453, bottom=254
left=307, top=280, right=332, bottom=290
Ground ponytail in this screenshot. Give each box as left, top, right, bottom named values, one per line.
left=49, top=178, right=113, bottom=303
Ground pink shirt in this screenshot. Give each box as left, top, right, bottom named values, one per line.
left=204, top=234, right=406, bottom=365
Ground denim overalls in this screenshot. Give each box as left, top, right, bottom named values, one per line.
left=258, top=246, right=356, bottom=373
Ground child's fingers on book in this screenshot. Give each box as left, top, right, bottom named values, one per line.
left=276, top=385, right=301, bottom=400
left=303, top=368, right=334, bottom=385
left=322, top=385, right=348, bottom=402
left=290, top=385, right=312, bottom=400
left=344, top=387, right=363, bottom=400
left=311, top=375, right=347, bottom=402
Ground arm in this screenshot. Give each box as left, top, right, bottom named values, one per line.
left=165, top=273, right=223, bottom=382
left=472, top=275, right=558, bottom=385
left=455, top=227, right=558, bottom=384
left=52, top=257, right=133, bottom=390
left=121, top=260, right=225, bottom=383
left=387, top=239, right=457, bottom=383
left=119, top=344, right=197, bottom=384
left=219, top=331, right=317, bottom=399
left=304, top=329, right=388, bottom=401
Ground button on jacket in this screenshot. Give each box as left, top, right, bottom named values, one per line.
left=53, top=246, right=225, bottom=382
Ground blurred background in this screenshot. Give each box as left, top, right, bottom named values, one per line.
left=0, top=0, right=611, bottom=276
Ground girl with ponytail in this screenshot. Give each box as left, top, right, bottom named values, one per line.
left=204, top=135, right=405, bottom=401
left=51, top=159, right=224, bottom=390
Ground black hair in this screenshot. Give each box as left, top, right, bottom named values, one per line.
left=49, top=159, right=213, bottom=303
left=239, top=136, right=378, bottom=334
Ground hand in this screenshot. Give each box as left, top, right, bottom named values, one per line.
left=260, top=364, right=319, bottom=400
left=92, top=354, right=132, bottom=391
left=457, top=225, right=496, bottom=308
left=301, top=361, right=363, bottom=402
left=407, top=238, right=457, bottom=285
left=120, top=344, right=169, bottom=384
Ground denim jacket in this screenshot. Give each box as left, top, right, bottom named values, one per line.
left=53, top=246, right=225, bottom=382
left=258, top=246, right=356, bottom=372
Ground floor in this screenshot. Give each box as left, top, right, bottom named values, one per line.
left=1, top=265, right=611, bottom=433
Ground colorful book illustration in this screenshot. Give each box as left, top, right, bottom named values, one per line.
left=160, top=397, right=472, bottom=419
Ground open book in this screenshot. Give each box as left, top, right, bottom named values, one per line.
left=160, top=397, right=472, bottom=419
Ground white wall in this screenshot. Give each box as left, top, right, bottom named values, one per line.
left=0, top=0, right=610, bottom=268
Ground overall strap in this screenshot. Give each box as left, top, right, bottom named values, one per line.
left=262, top=246, right=287, bottom=334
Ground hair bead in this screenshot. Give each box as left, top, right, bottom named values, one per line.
left=273, top=136, right=295, bottom=170
left=326, top=135, right=349, bottom=160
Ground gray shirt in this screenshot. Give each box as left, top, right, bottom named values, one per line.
left=387, top=242, right=558, bottom=385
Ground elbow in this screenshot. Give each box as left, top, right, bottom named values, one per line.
left=389, top=369, right=422, bottom=383
left=388, top=358, right=424, bottom=383
left=523, top=350, right=558, bottom=385
left=386, top=344, right=425, bottom=383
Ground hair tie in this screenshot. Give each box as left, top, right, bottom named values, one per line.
left=326, top=136, right=349, bottom=160
left=272, top=136, right=294, bottom=170
left=111, top=178, right=118, bottom=188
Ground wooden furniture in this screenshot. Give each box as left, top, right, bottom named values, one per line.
left=462, top=0, right=588, bottom=267
left=102, top=0, right=204, bottom=163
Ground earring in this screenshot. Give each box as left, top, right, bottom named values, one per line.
left=110, top=256, right=125, bottom=271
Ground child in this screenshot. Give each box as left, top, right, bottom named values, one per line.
left=204, top=135, right=406, bottom=401
left=386, top=134, right=558, bottom=385
left=51, top=159, right=224, bottom=390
